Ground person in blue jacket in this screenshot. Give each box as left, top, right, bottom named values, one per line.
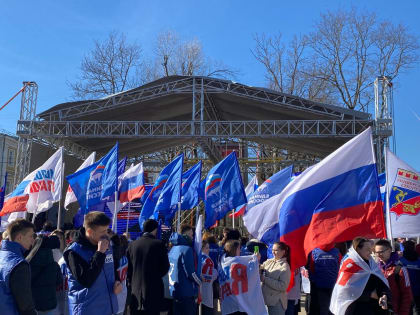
left=168, top=224, right=201, bottom=315
left=307, top=245, right=341, bottom=315
left=64, top=211, right=122, bottom=315
left=400, top=240, right=420, bottom=315
left=0, top=218, right=37, bottom=315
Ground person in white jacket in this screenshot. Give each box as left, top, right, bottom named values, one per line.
left=200, top=240, right=218, bottom=315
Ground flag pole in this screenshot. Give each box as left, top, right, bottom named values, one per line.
left=195, top=205, right=199, bottom=226
left=232, top=210, right=235, bottom=229
left=57, top=160, right=65, bottom=230
left=112, top=190, right=118, bottom=233
left=384, top=148, right=395, bottom=251
left=177, top=201, right=181, bottom=233
left=126, top=202, right=131, bottom=234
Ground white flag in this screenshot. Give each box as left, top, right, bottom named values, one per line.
left=25, top=148, right=63, bottom=214
left=194, top=214, right=203, bottom=255
left=64, top=152, right=96, bottom=209
left=219, top=254, right=268, bottom=315
left=330, top=247, right=388, bottom=315
left=385, top=148, right=420, bottom=237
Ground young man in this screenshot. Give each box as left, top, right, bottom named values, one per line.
left=0, top=218, right=37, bottom=315
left=375, top=239, right=413, bottom=315
left=126, top=219, right=170, bottom=315
left=64, top=211, right=121, bottom=315
left=168, top=224, right=201, bottom=315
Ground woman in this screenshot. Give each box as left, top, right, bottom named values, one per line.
left=260, top=242, right=291, bottom=315
left=330, top=237, right=390, bottom=315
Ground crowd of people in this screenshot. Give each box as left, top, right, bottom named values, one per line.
left=0, top=213, right=419, bottom=315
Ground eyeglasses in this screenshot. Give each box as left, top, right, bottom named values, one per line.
left=374, top=248, right=390, bottom=255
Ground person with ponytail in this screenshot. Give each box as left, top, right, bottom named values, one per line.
left=260, top=242, right=291, bottom=315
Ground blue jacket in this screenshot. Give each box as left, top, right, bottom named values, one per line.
left=308, top=247, right=341, bottom=289
left=0, top=240, right=28, bottom=315
left=168, top=233, right=198, bottom=299
left=65, top=242, right=118, bottom=315
left=400, top=256, right=420, bottom=296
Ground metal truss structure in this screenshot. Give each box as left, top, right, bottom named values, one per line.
left=39, top=76, right=365, bottom=121
left=15, top=75, right=391, bottom=190
left=14, top=82, right=38, bottom=186
left=374, top=76, right=394, bottom=172
left=18, top=119, right=372, bottom=140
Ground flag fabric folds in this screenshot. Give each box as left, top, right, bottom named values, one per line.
left=139, top=154, right=183, bottom=230
left=100, top=143, right=119, bottom=200
left=229, top=175, right=258, bottom=218
left=385, top=148, right=420, bottom=238
left=165, top=161, right=202, bottom=223
left=0, top=176, right=31, bottom=216
left=119, top=162, right=146, bottom=203
left=218, top=254, right=268, bottom=315
left=64, top=152, right=96, bottom=209
left=276, top=127, right=385, bottom=271
left=204, top=152, right=246, bottom=229
left=329, top=247, right=389, bottom=315
left=243, top=166, right=293, bottom=244
left=179, top=161, right=202, bottom=210
left=66, top=143, right=118, bottom=214
left=26, top=147, right=63, bottom=215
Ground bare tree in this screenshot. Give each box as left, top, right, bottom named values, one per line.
left=152, top=30, right=237, bottom=79
left=68, top=31, right=143, bottom=99
left=252, top=33, right=337, bottom=103
left=254, top=9, right=419, bottom=111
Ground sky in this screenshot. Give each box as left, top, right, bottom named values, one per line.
left=0, top=0, right=419, bottom=169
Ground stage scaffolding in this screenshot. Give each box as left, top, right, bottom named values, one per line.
left=14, top=75, right=392, bottom=227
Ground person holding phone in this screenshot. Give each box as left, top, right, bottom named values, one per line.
left=64, top=211, right=121, bottom=315
left=260, top=242, right=291, bottom=315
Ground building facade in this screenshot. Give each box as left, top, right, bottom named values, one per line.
left=0, top=131, right=18, bottom=194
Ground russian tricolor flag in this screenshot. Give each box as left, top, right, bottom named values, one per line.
left=276, top=127, right=385, bottom=270
left=0, top=175, right=32, bottom=216
left=119, top=162, right=145, bottom=203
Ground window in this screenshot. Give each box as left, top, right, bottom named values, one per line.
left=7, top=149, right=15, bottom=167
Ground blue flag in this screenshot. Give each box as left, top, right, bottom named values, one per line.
left=104, top=157, right=127, bottom=203
left=67, top=143, right=118, bottom=214
left=100, top=143, right=119, bottom=200
left=180, top=161, right=202, bottom=210
left=198, top=179, right=205, bottom=201
left=165, top=161, right=202, bottom=223
left=243, top=165, right=293, bottom=244
left=140, top=184, right=153, bottom=204
left=0, top=173, right=7, bottom=211
left=204, top=152, right=247, bottom=229
left=139, top=154, right=184, bottom=230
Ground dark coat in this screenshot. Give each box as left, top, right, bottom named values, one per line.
left=29, top=235, right=62, bottom=312
left=127, top=233, right=169, bottom=314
